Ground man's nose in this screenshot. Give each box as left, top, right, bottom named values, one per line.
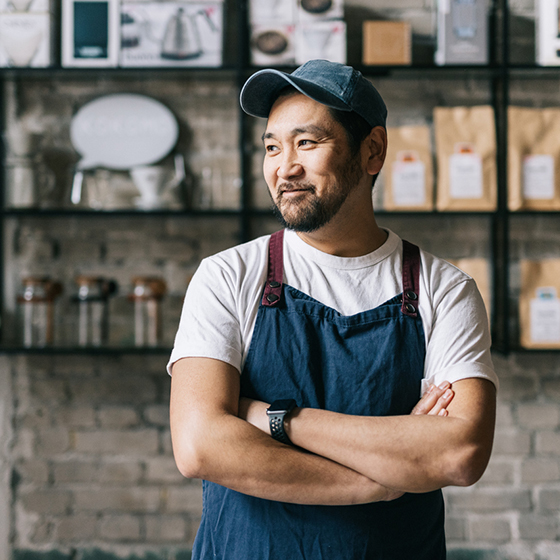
left=277, top=150, right=303, bottom=180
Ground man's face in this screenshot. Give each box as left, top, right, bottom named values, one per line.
left=262, top=92, right=365, bottom=233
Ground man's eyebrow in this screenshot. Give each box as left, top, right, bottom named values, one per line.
left=262, top=125, right=331, bottom=143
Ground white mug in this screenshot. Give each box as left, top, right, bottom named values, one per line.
left=130, top=165, right=168, bottom=209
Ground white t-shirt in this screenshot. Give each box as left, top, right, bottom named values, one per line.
left=168, top=229, right=498, bottom=394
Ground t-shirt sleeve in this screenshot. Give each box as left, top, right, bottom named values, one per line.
left=422, top=277, right=498, bottom=395
left=167, top=256, right=243, bottom=375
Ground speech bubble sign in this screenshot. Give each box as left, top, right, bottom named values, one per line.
left=70, top=93, right=179, bottom=170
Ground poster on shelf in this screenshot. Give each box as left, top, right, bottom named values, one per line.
left=507, top=106, right=560, bottom=210
left=434, top=105, right=497, bottom=211
left=120, top=1, right=224, bottom=68
left=435, top=0, right=489, bottom=65
left=296, top=0, right=343, bottom=22
left=0, top=0, right=52, bottom=11
left=62, top=0, right=120, bottom=67
left=251, top=23, right=296, bottom=66
left=249, top=0, right=296, bottom=25
left=382, top=125, right=433, bottom=211
left=520, top=260, right=560, bottom=349
left=295, top=20, right=346, bottom=64
left=0, top=12, right=53, bottom=67
left=536, top=0, right=560, bottom=65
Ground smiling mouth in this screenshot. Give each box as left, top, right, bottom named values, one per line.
left=278, top=183, right=315, bottom=197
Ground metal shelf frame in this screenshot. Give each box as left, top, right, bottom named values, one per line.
left=0, top=0, right=557, bottom=354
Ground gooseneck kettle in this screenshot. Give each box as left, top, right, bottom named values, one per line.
left=161, top=7, right=218, bottom=60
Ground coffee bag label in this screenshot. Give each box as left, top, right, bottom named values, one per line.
left=449, top=147, right=483, bottom=199
left=392, top=153, right=426, bottom=206
left=523, top=154, right=555, bottom=200
left=530, top=287, right=560, bottom=343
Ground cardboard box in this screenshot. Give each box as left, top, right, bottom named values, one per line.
left=0, top=0, right=51, bottom=11
left=295, top=20, right=346, bottom=64
left=249, top=0, right=296, bottom=25
left=363, top=21, right=411, bottom=65
left=120, top=2, right=224, bottom=68
left=0, top=12, right=52, bottom=66
left=296, top=0, right=343, bottom=22
left=251, top=24, right=295, bottom=66
left=435, top=0, right=489, bottom=65
left=536, top=0, right=560, bottom=65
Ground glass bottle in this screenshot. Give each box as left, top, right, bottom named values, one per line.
left=128, top=277, right=167, bottom=347
left=17, top=277, right=62, bottom=347
left=73, top=276, right=117, bottom=347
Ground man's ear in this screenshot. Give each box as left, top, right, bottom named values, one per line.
left=365, top=126, right=387, bottom=176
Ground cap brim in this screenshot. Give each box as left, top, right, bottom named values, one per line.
left=240, top=68, right=352, bottom=120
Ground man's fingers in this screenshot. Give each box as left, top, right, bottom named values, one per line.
left=427, top=388, right=454, bottom=416
left=411, top=382, right=454, bottom=416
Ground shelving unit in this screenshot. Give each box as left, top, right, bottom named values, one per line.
left=0, top=0, right=556, bottom=355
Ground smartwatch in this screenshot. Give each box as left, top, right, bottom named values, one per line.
left=267, top=399, right=297, bottom=445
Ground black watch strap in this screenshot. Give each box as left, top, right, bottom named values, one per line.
left=267, top=399, right=297, bottom=445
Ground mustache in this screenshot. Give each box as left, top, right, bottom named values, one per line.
left=278, top=182, right=316, bottom=194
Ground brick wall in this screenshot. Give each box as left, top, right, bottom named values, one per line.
left=0, top=2, right=559, bottom=558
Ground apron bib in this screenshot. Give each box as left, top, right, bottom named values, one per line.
left=192, top=230, right=446, bottom=560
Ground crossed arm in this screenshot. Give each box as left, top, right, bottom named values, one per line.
left=170, top=356, right=496, bottom=505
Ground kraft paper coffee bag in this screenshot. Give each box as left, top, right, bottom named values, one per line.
left=508, top=106, right=560, bottom=211
left=520, top=259, right=560, bottom=349
left=382, top=125, right=434, bottom=211
left=447, top=258, right=491, bottom=325
left=434, top=106, right=497, bottom=211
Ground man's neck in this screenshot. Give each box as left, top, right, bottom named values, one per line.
left=295, top=212, right=387, bottom=258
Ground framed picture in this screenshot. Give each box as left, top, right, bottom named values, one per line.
left=62, top=0, right=119, bottom=67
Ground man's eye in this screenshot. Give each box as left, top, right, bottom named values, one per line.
left=300, top=139, right=314, bottom=146
left=265, top=145, right=278, bottom=152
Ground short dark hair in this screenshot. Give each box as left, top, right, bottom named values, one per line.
left=326, top=107, right=373, bottom=156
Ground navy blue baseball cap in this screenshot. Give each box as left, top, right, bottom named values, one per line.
left=240, top=59, right=387, bottom=129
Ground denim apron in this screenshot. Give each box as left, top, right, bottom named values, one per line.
left=192, top=230, right=446, bottom=560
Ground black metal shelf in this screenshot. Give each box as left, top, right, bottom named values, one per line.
left=0, top=0, right=557, bottom=354
left=0, top=345, right=173, bottom=355
left=1, top=208, right=244, bottom=218
left=0, top=66, right=239, bottom=80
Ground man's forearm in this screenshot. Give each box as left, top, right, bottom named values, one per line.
left=175, top=411, right=401, bottom=505
left=170, top=358, right=400, bottom=506
left=283, top=379, right=496, bottom=492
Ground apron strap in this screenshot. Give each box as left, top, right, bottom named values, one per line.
left=401, top=239, right=421, bottom=318
left=262, top=229, right=285, bottom=307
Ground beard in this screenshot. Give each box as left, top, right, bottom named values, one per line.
left=270, top=154, right=363, bottom=233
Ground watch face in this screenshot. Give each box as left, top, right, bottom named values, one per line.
left=267, top=399, right=296, bottom=414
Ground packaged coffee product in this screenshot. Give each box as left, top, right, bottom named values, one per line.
left=447, top=258, right=491, bottom=325
left=363, top=21, right=411, bottom=66
left=382, top=125, right=433, bottom=211
left=508, top=106, right=560, bottom=211
left=434, top=105, right=497, bottom=211
left=519, top=259, right=560, bottom=349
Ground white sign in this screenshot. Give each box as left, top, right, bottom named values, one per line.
left=530, top=288, right=560, bottom=343
left=449, top=151, right=483, bottom=199
left=392, top=159, right=426, bottom=206
left=70, top=94, right=179, bottom=170
left=523, top=154, right=555, bottom=200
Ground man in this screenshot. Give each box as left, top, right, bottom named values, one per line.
left=169, top=60, right=498, bottom=559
